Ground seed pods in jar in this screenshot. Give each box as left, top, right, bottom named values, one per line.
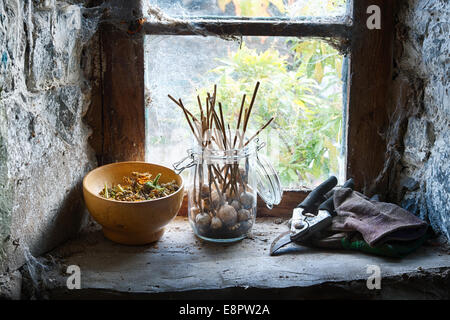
left=217, top=204, right=237, bottom=226
left=210, top=216, right=223, bottom=230
left=230, top=200, right=241, bottom=212
left=210, top=190, right=223, bottom=208
left=237, top=209, right=251, bottom=222
left=240, top=191, right=254, bottom=209
left=195, top=212, right=211, bottom=229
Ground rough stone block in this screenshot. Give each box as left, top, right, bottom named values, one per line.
left=0, top=270, right=22, bottom=300
left=393, top=0, right=449, bottom=242
left=0, top=1, right=97, bottom=274
left=403, top=117, right=435, bottom=166
left=27, top=4, right=82, bottom=90
left=0, top=93, right=96, bottom=272
left=425, top=133, right=450, bottom=240
left=0, top=0, right=27, bottom=93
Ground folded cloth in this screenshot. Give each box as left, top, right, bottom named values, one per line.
left=332, top=188, right=428, bottom=247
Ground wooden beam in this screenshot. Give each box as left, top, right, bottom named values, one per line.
left=346, top=0, right=394, bottom=195
left=99, top=0, right=145, bottom=164
left=142, top=18, right=351, bottom=39
left=257, top=190, right=308, bottom=217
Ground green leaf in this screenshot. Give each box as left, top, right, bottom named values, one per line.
left=314, top=62, right=324, bottom=83
left=193, top=38, right=343, bottom=187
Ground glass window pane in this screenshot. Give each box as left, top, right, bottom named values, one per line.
left=146, top=0, right=348, bottom=18
left=145, top=35, right=346, bottom=189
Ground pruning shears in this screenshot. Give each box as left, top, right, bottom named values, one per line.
left=270, top=176, right=354, bottom=255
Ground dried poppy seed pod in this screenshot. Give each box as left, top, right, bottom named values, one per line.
left=190, top=206, right=201, bottom=220
left=210, top=190, right=224, bottom=208
left=210, top=216, right=223, bottom=230
left=237, top=209, right=251, bottom=222
left=240, top=191, right=254, bottom=209
left=195, top=212, right=211, bottom=229
left=217, top=204, right=237, bottom=226
left=230, top=200, right=241, bottom=212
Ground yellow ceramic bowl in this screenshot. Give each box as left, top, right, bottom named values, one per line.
left=82, top=161, right=184, bottom=245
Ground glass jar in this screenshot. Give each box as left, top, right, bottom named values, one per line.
left=174, top=141, right=282, bottom=243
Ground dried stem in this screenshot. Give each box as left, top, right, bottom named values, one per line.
left=169, top=82, right=269, bottom=215
left=242, top=81, right=260, bottom=138
left=244, top=117, right=274, bottom=147
left=233, top=94, right=246, bottom=148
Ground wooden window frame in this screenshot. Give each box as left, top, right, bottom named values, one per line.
left=89, top=0, right=393, bottom=217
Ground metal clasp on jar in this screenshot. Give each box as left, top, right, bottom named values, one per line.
left=173, top=149, right=196, bottom=174
left=256, top=139, right=266, bottom=153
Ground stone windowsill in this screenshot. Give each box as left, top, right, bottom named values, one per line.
left=42, top=217, right=450, bottom=299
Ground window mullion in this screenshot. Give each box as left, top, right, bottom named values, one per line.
left=346, top=0, right=394, bottom=194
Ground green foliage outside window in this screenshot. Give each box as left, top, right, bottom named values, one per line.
left=194, top=0, right=346, bottom=187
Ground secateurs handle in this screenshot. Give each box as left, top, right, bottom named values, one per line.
left=318, top=178, right=355, bottom=215
left=342, top=178, right=355, bottom=190
left=297, top=176, right=338, bottom=212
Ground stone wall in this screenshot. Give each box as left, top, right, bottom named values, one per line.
left=0, top=0, right=448, bottom=284
left=389, top=0, right=449, bottom=241
left=0, top=0, right=97, bottom=274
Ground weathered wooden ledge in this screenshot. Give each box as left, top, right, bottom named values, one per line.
left=40, top=217, right=449, bottom=299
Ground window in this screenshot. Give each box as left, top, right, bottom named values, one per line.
left=144, top=35, right=345, bottom=189
left=143, top=0, right=350, bottom=190
left=93, top=0, right=393, bottom=215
